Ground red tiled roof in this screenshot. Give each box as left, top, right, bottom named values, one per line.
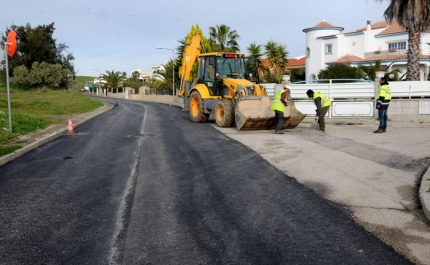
left=288, top=56, right=306, bottom=67
left=327, top=54, right=430, bottom=64
left=353, top=21, right=390, bottom=33
left=362, top=54, right=430, bottom=61
left=327, top=54, right=364, bottom=63
left=303, top=20, right=344, bottom=32
left=376, top=20, right=406, bottom=36
left=261, top=59, right=270, bottom=67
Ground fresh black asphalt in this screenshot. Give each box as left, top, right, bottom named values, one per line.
left=0, top=98, right=412, bottom=264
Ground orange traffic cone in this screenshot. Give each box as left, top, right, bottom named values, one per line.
left=67, top=117, right=75, bottom=134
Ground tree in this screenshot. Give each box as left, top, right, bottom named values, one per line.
left=11, top=62, right=70, bottom=89
left=358, top=60, right=401, bottom=80
left=1, top=22, right=75, bottom=88
left=154, top=59, right=175, bottom=90
left=376, top=0, right=430, bottom=80
left=130, top=71, right=141, bottom=81
left=318, top=63, right=365, bottom=80
left=246, top=43, right=266, bottom=83
left=101, top=70, right=123, bottom=94
left=209, top=24, right=240, bottom=52
left=264, top=41, right=289, bottom=82
left=177, top=25, right=212, bottom=86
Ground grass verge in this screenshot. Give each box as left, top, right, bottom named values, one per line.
left=0, top=83, right=103, bottom=156
left=0, top=145, right=22, bottom=156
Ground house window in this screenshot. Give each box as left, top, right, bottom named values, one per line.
left=306, top=47, right=311, bottom=58
left=325, top=44, right=332, bottom=54
left=388, top=41, right=406, bottom=50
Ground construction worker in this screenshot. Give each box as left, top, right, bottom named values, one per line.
left=374, top=77, right=391, bottom=133
left=271, top=85, right=290, bottom=134
left=306, top=89, right=331, bottom=132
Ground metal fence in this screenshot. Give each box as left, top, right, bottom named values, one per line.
left=145, top=88, right=173, bottom=95
left=390, top=81, right=430, bottom=98
left=281, top=80, right=430, bottom=100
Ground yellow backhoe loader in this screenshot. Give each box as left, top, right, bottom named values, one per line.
left=178, top=34, right=306, bottom=130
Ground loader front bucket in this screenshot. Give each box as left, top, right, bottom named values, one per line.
left=235, top=96, right=306, bottom=131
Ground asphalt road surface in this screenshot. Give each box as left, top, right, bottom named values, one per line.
left=0, top=98, right=412, bottom=265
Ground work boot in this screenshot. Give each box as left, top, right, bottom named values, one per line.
left=383, top=129, right=386, bottom=132
left=275, top=130, right=285, bottom=134
left=373, top=129, right=383, bottom=133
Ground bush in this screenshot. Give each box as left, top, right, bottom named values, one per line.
left=318, top=64, right=364, bottom=80
left=11, top=62, right=72, bottom=90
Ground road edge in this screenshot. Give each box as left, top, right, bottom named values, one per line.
left=0, top=103, right=113, bottom=167
left=419, top=166, right=430, bottom=222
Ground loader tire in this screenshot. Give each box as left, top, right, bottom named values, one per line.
left=214, top=99, right=234, bottom=127
left=189, top=91, right=209, bottom=123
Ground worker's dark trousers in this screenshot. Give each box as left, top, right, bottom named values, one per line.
left=275, top=110, right=284, bottom=131
left=378, top=106, right=389, bottom=131
left=318, top=106, right=330, bottom=132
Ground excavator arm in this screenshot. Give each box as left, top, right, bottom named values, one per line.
left=178, top=34, right=201, bottom=97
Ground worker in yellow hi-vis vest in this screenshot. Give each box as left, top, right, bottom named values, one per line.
left=306, top=89, right=332, bottom=132
left=374, top=77, right=391, bottom=133
left=270, top=85, right=290, bottom=134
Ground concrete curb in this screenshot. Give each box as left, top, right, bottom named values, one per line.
left=0, top=127, right=67, bottom=167
left=419, top=167, right=430, bottom=222
left=0, top=103, right=114, bottom=167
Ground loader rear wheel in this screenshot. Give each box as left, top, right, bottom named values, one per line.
left=214, top=100, right=234, bottom=127
left=189, top=91, right=209, bottom=123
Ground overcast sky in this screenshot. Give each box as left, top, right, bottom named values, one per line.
left=1, top=0, right=389, bottom=77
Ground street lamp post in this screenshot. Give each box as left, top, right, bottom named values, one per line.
left=92, top=69, right=100, bottom=95
left=156, top=47, right=175, bottom=102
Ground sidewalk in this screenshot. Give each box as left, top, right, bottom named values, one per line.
left=1, top=98, right=429, bottom=264
left=216, top=121, right=430, bottom=265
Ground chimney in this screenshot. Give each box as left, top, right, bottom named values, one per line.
left=365, top=20, right=372, bottom=53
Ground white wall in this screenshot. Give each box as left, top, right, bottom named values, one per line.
left=306, top=28, right=342, bottom=80
left=344, top=34, right=365, bottom=57
left=374, top=33, right=408, bottom=51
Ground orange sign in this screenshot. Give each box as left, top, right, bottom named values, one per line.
left=6, top=30, right=17, bottom=57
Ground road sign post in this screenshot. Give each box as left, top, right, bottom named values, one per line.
left=5, top=30, right=17, bottom=132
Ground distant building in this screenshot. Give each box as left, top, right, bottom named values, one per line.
left=151, top=65, right=165, bottom=81
left=303, top=19, right=430, bottom=81
left=131, top=68, right=152, bottom=82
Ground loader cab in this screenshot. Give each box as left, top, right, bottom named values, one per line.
left=198, top=53, right=246, bottom=96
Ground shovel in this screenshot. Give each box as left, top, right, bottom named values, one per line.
left=309, top=118, right=320, bottom=131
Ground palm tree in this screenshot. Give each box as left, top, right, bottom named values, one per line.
left=157, top=59, right=175, bottom=90
left=264, top=41, right=289, bottom=82
left=246, top=43, right=266, bottom=83
left=376, top=0, right=430, bottom=80
left=131, top=71, right=141, bottom=81
left=358, top=60, right=401, bottom=80
left=209, top=24, right=240, bottom=52
left=101, top=70, right=123, bottom=95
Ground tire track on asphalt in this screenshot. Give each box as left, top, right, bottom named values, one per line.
left=108, top=103, right=147, bottom=265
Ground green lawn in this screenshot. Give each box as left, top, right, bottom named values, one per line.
left=72, top=75, right=96, bottom=91
left=0, top=74, right=103, bottom=155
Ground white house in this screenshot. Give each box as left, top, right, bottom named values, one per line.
left=131, top=68, right=152, bottom=82
left=151, top=65, right=165, bottom=81
left=303, top=20, right=430, bottom=81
